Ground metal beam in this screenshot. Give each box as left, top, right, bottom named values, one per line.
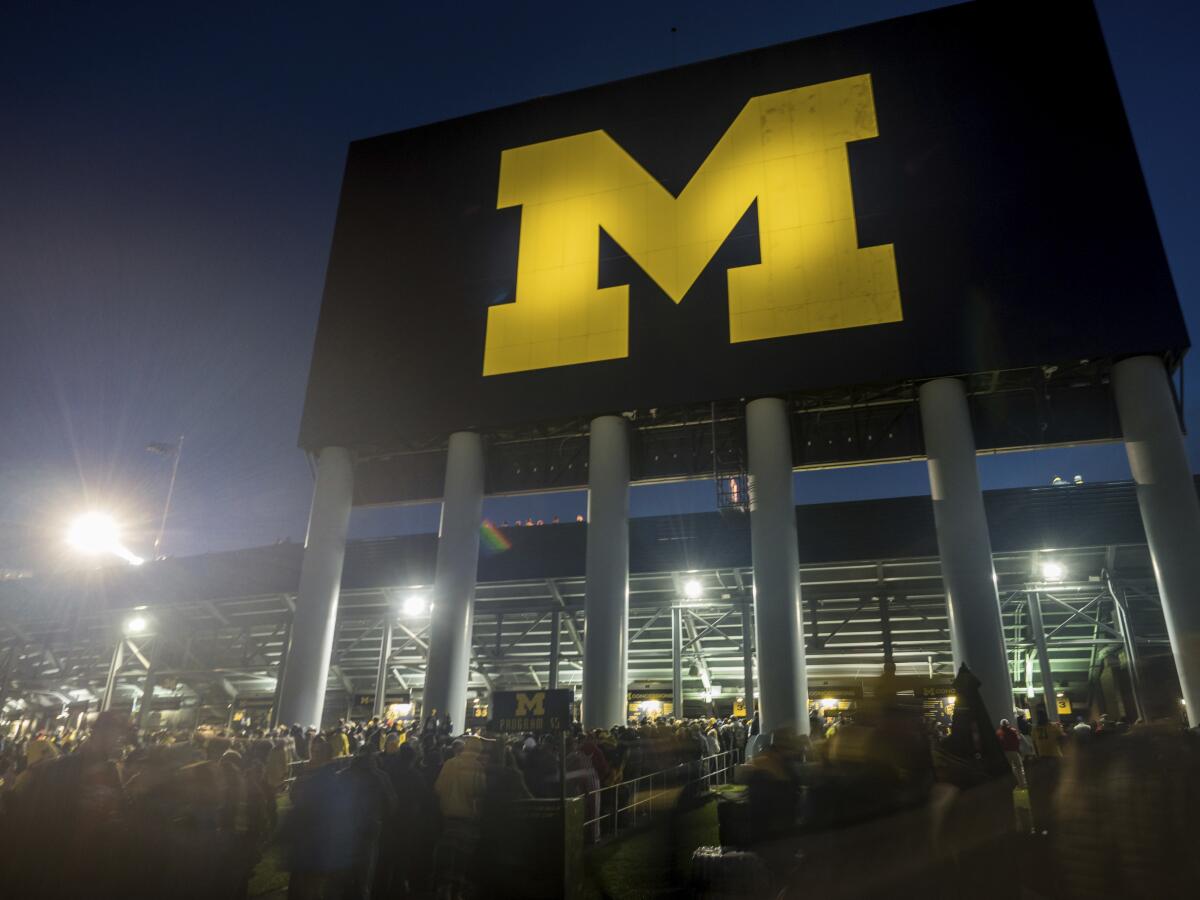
left=372, top=618, right=394, bottom=719
left=671, top=606, right=683, bottom=711
left=547, top=579, right=585, bottom=656
left=683, top=609, right=740, bottom=651
left=629, top=607, right=664, bottom=645
left=548, top=610, right=561, bottom=689
left=124, top=638, right=152, bottom=671
left=391, top=666, right=409, bottom=691
left=204, top=601, right=232, bottom=628
left=1041, top=593, right=1122, bottom=641
left=818, top=597, right=869, bottom=647
left=329, top=664, right=354, bottom=695
left=683, top=612, right=711, bottom=689
left=333, top=617, right=386, bottom=664
left=395, top=622, right=429, bottom=653
left=497, top=611, right=548, bottom=657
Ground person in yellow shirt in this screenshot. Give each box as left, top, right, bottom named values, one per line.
left=329, top=726, right=350, bottom=758
left=1031, top=708, right=1064, bottom=759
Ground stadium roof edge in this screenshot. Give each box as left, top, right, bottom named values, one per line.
left=0, top=477, right=1186, bottom=613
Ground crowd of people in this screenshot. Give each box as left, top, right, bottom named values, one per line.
left=1, top=695, right=1190, bottom=899
left=0, top=710, right=749, bottom=899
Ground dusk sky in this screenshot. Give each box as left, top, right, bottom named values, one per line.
left=2, top=1, right=1197, bottom=571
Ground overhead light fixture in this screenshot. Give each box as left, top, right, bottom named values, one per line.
left=683, top=578, right=702, bottom=600
left=1041, top=561, right=1065, bottom=582
left=402, top=593, right=427, bottom=616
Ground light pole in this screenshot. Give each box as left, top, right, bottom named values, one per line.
left=146, top=435, right=184, bottom=559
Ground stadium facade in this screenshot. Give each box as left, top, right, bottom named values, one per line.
left=0, top=479, right=1184, bottom=733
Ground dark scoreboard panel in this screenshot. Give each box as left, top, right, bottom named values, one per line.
left=300, top=0, right=1184, bottom=500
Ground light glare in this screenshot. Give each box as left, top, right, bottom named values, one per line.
left=402, top=593, right=427, bottom=616
left=67, top=513, right=119, bottom=555
left=683, top=578, right=702, bottom=599
left=1041, top=561, right=1065, bottom=582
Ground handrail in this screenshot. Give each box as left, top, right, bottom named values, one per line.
left=579, top=749, right=740, bottom=842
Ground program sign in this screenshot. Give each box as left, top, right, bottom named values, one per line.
left=491, top=689, right=574, bottom=734
left=300, top=0, right=1183, bottom=459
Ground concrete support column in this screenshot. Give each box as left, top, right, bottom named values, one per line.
left=548, top=610, right=561, bottom=690
left=277, top=447, right=354, bottom=729
left=1113, top=355, right=1200, bottom=722
left=746, top=398, right=808, bottom=736
left=1027, top=592, right=1059, bottom=723
left=373, top=618, right=394, bottom=720
left=423, top=432, right=485, bottom=732
left=919, top=379, right=1014, bottom=726
left=582, top=415, right=630, bottom=729
left=741, top=602, right=755, bottom=719
left=671, top=606, right=684, bottom=716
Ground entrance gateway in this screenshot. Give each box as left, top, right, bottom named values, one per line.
left=281, top=0, right=1196, bottom=734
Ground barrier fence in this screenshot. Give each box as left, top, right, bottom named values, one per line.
left=580, top=750, right=741, bottom=842
left=282, top=746, right=741, bottom=844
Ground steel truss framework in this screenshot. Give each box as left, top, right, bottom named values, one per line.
left=0, top=539, right=1171, bottom=724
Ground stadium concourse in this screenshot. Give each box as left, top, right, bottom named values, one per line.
left=0, top=478, right=1183, bottom=735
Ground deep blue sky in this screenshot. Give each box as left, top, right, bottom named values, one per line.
left=2, top=1, right=1197, bottom=569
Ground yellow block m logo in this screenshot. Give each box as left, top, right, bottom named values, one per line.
left=483, top=74, right=901, bottom=376
left=514, top=692, right=546, bottom=717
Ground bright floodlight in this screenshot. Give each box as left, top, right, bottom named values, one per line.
left=683, top=578, right=703, bottom=599
left=66, top=512, right=144, bottom=565
left=402, top=593, right=427, bottom=616
left=67, top=512, right=120, bottom=555
left=1041, top=561, right=1065, bottom=582
left=125, top=615, right=148, bottom=635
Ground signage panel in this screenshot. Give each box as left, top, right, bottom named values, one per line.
left=490, top=689, right=574, bottom=733
left=301, top=0, right=1184, bottom=482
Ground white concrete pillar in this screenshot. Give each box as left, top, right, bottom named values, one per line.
left=1112, top=355, right=1200, bottom=722
left=746, top=398, right=808, bottom=736
left=920, top=379, right=1014, bottom=726
left=582, top=415, right=630, bottom=729
left=277, top=446, right=354, bottom=729
left=423, top=432, right=485, bottom=732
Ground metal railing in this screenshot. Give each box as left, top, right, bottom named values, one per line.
left=282, top=754, right=352, bottom=789
left=580, top=750, right=740, bottom=842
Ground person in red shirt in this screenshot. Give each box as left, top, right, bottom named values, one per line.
left=996, top=719, right=1027, bottom=787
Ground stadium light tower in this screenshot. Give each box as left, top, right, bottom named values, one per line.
left=67, top=512, right=144, bottom=566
